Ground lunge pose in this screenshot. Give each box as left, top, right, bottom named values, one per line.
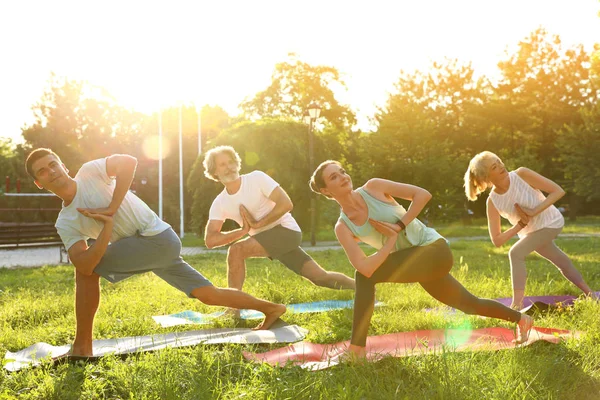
left=26, top=148, right=286, bottom=356
left=310, top=160, right=533, bottom=358
left=465, top=151, right=593, bottom=309
left=203, top=146, right=355, bottom=311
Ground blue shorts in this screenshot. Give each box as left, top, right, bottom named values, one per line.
left=94, top=228, right=212, bottom=297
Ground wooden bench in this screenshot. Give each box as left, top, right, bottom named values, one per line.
left=0, top=223, right=69, bottom=263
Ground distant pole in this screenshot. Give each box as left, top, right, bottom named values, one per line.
left=305, top=103, right=322, bottom=246
left=197, top=105, right=202, bottom=156
left=179, top=104, right=185, bottom=238
left=308, top=119, right=316, bottom=246
left=158, top=109, right=163, bottom=219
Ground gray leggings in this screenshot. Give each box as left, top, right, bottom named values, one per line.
left=351, top=239, right=521, bottom=347
left=508, top=227, right=586, bottom=293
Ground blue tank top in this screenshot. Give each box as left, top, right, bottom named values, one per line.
left=338, top=187, right=445, bottom=251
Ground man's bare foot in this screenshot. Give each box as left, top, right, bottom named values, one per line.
left=70, top=342, right=93, bottom=357
left=253, top=304, right=286, bottom=330
left=514, top=314, right=534, bottom=344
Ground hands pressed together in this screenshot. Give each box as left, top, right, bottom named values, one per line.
left=240, top=205, right=259, bottom=233
left=368, top=219, right=402, bottom=240
left=514, top=203, right=533, bottom=227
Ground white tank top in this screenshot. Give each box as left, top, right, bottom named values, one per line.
left=489, top=171, right=563, bottom=237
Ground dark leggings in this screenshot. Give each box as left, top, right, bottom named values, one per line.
left=351, top=239, right=522, bottom=347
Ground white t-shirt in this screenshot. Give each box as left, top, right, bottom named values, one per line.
left=56, top=158, right=171, bottom=250
left=208, top=170, right=301, bottom=236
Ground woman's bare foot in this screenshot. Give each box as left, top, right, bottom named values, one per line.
left=346, top=344, right=367, bottom=360
left=584, top=291, right=600, bottom=301
left=515, top=314, right=534, bottom=344
left=253, top=304, right=286, bottom=330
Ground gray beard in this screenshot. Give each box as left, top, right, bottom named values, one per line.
left=220, top=172, right=239, bottom=184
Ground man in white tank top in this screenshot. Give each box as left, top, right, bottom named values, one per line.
left=465, top=151, right=593, bottom=309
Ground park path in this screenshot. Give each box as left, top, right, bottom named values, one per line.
left=1, top=233, right=598, bottom=269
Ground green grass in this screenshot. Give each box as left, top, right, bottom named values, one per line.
left=182, top=216, right=600, bottom=247
left=1, top=224, right=600, bottom=398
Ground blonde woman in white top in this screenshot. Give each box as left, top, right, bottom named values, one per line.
left=465, top=151, right=593, bottom=309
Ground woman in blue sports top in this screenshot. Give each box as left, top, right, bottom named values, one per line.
left=310, top=160, right=534, bottom=358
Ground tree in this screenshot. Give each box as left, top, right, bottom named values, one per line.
left=495, top=28, right=593, bottom=179
left=239, top=54, right=356, bottom=130
left=558, top=103, right=600, bottom=214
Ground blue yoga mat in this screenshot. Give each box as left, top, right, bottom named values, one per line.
left=153, top=300, right=382, bottom=327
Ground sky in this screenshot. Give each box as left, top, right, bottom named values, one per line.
left=0, top=0, right=599, bottom=144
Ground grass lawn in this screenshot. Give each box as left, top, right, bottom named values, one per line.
left=181, top=216, right=600, bottom=247
left=1, top=224, right=600, bottom=398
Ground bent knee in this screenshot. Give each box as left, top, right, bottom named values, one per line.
left=508, top=246, right=527, bottom=262
left=75, top=270, right=100, bottom=282
left=227, top=242, right=250, bottom=260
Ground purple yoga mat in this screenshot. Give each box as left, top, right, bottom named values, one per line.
left=428, top=291, right=600, bottom=313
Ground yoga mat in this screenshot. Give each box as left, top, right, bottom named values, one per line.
left=153, top=300, right=383, bottom=327
left=427, top=291, right=600, bottom=314
left=243, top=326, right=578, bottom=371
left=4, top=320, right=307, bottom=372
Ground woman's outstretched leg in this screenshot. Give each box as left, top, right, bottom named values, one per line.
left=420, top=273, right=533, bottom=343
left=535, top=238, right=592, bottom=295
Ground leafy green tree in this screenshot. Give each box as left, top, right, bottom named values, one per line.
left=240, top=54, right=356, bottom=130
left=495, top=28, right=593, bottom=178
left=558, top=103, right=600, bottom=214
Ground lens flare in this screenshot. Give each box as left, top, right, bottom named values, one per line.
left=142, top=135, right=171, bottom=160
left=444, top=318, right=473, bottom=349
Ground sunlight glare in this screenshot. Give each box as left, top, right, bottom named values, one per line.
left=142, top=135, right=171, bottom=161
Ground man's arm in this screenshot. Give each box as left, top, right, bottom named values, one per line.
left=204, top=218, right=249, bottom=249
left=241, top=186, right=293, bottom=230
left=68, top=212, right=114, bottom=276
left=78, top=154, right=138, bottom=216
left=105, top=154, right=137, bottom=214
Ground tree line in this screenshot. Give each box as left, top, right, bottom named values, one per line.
left=1, top=29, right=599, bottom=234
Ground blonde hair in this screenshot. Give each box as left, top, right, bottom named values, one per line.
left=202, top=145, right=242, bottom=182
left=464, top=151, right=502, bottom=201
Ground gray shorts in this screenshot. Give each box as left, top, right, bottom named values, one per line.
left=252, top=225, right=312, bottom=274
left=94, top=228, right=212, bottom=297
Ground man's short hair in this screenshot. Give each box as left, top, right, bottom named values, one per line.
left=203, top=146, right=241, bottom=182
left=25, top=148, right=61, bottom=179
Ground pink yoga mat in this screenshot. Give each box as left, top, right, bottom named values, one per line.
left=243, top=326, right=577, bottom=370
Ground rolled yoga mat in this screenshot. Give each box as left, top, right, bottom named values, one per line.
left=5, top=319, right=307, bottom=372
